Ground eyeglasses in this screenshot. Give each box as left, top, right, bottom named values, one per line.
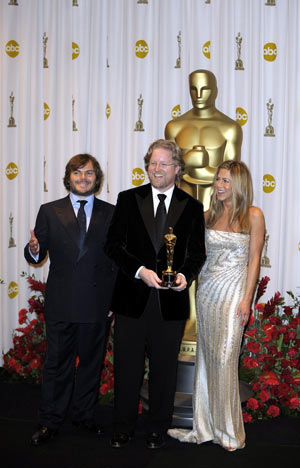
left=149, top=162, right=175, bottom=169
left=72, top=170, right=95, bottom=177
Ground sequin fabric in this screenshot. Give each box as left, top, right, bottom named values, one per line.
left=168, top=229, right=250, bottom=450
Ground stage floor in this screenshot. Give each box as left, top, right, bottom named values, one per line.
left=0, top=379, right=299, bottom=468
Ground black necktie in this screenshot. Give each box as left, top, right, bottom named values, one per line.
left=77, top=200, right=87, bottom=249
left=155, top=194, right=167, bottom=247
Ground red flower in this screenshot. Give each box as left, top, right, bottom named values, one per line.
left=255, top=276, right=270, bottom=303
left=277, top=383, right=290, bottom=397
left=246, top=398, right=259, bottom=410
left=288, top=348, right=298, bottom=358
left=284, top=306, right=293, bottom=316
left=100, top=383, right=109, bottom=395
left=266, top=405, right=280, bottom=418
left=251, top=382, right=261, bottom=392
left=242, top=412, right=252, bottom=423
left=262, top=324, right=276, bottom=343
left=244, top=328, right=256, bottom=338
left=258, top=371, right=279, bottom=386
left=288, top=331, right=297, bottom=340
left=8, top=358, right=17, bottom=369
left=289, top=398, right=299, bottom=410
left=18, top=309, right=28, bottom=325
left=242, top=356, right=259, bottom=369
left=246, top=341, right=261, bottom=354
left=258, top=390, right=270, bottom=402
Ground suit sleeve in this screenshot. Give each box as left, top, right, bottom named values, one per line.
left=104, top=192, right=145, bottom=279
left=178, top=201, right=206, bottom=287
left=24, top=205, right=49, bottom=265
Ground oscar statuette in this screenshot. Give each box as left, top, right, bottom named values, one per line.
left=161, top=227, right=177, bottom=287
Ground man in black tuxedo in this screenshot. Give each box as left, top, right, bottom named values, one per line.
left=24, top=154, right=116, bottom=445
left=104, top=139, right=206, bottom=449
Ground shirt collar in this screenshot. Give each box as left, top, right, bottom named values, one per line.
left=70, top=192, right=94, bottom=207
left=151, top=185, right=175, bottom=201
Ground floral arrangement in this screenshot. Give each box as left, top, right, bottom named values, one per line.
left=240, top=276, right=300, bottom=422
left=2, top=273, right=114, bottom=404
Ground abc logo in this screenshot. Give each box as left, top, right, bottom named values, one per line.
left=136, top=40, right=149, bottom=58
left=202, top=41, right=211, bottom=59
left=132, top=168, right=145, bottom=186
left=5, top=40, right=20, bottom=58
left=106, top=103, right=111, bottom=119
left=236, top=107, right=248, bottom=126
left=263, top=174, right=276, bottom=193
left=171, top=104, right=181, bottom=119
left=264, top=43, right=277, bottom=62
left=44, top=102, right=50, bottom=120
left=6, top=162, right=18, bottom=180
left=8, top=281, right=18, bottom=299
left=72, top=42, right=80, bottom=60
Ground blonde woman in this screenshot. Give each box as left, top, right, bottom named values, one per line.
left=169, top=160, right=265, bottom=451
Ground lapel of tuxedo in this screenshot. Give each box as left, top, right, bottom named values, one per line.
left=54, top=196, right=81, bottom=252
left=135, top=185, right=156, bottom=250
left=77, top=197, right=103, bottom=262
left=166, top=186, right=189, bottom=230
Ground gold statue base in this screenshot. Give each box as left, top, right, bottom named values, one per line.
left=179, top=340, right=196, bottom=360
left=161, top=270, right=176, bottom=288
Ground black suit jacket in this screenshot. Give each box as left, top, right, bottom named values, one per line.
left=104, top=184, right=206, bottom=320
left=24, top=196, right=116, bottom=323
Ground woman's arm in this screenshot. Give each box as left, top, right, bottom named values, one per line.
left=237, top=206, right=265, bottom=327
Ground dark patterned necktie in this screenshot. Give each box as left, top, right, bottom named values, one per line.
left=77, top=200, right=87, bottom=249
left=155, top=194, right=167, bottom=247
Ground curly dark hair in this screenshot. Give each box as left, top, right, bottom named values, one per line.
left=63, top=153, right=103, bottom=193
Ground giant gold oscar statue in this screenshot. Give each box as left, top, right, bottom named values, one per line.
left=165, top=69, right=243, bottom=360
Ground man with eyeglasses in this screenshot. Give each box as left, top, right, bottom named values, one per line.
left=105, top=139, right=206, bottom=449
left=24, top=153, right=117, bottom=445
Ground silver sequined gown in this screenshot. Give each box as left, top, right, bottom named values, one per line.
left=169, top=229, right=249, bottom=450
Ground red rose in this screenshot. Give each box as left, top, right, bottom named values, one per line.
left=288, top=331, right=297, bottom=340
left=288, top=348, right=297, bottom=358
left=290, top=319, right=298, bottom=329
left=8, top=358, right=17, bottom=369
left=246, top=341, right=261, bottom=354
left=266, top=405, right=280, bottom=417
left=269, top=316, right=282, bottom=326
left=246, top=398, right=259, bottom=410
left=258, top=390, right=270, bottom=402
left=279, top=326, right=288, bottom=334
left=289, top=398, right=299, bottom=409
left=252, top=382, right=261, bottom=392
left=277, top=383, right=290, bottom=396
left=245, top=328, right=256, bottom=338
left=243, top=412, right=252, bottom=423
left=259, top=370, right=279, bottom=386
left=243, top=356, right=259, bottom=369
left=262, top=324, right=276, bottom=343
left=268, top=345, right=278, bottom=355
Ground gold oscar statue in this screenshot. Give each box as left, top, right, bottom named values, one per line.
left=165, top=69, right=242, bottom=357
left=162, top=227, right=177, bottom=287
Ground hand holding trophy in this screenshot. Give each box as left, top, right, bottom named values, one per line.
left=161, top=227, right=177, bottom=288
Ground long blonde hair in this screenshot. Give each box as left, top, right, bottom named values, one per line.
left=206, top=160, right=253, bottom=233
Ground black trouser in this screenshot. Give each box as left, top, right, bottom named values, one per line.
left=113, top=290, right=185, bottom=435
left=38, top=319, right=110, bottom=429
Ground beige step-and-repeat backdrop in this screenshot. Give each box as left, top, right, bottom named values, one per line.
left=1, top=0, right=299, bottom=359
